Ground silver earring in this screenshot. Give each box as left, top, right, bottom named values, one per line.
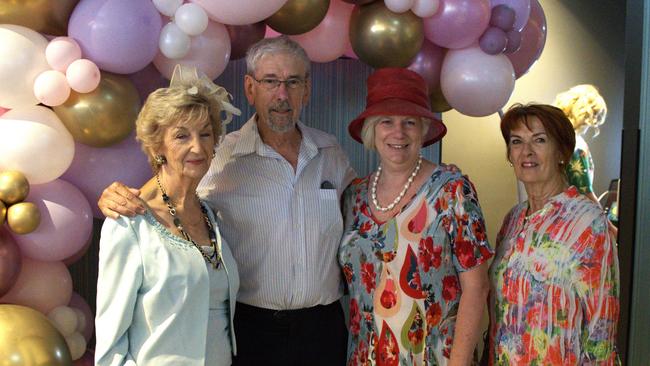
left=154, top=155, right=167, bottom=166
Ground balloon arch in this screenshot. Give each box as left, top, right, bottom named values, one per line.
left=0, top=0, right=546, bottom=363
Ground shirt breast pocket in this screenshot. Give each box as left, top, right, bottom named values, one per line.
left=318, top=188, right=342, bottom=237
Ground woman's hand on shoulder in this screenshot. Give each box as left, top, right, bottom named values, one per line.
left=98, top=181, right=145, bottom=219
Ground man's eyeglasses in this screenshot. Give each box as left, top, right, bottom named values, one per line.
left=252, top=77, right=305, bottom=90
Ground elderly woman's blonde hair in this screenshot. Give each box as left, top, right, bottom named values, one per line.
left=136, top=85, right=222, bottom=172
left=553, top=84, right=607, bottom=137
left=361, top=116, right=431, bottom=150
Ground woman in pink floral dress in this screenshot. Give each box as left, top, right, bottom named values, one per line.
left=488, top=103, right=619, bottom=365
left=339, top=68, right=493, bottom=366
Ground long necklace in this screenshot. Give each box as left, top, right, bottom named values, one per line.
left=371, top=154, right=423, bottom=212
left=156, top=174, right=222, bottom=269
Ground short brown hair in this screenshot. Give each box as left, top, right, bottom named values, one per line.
left=500, top=103, right=576, bottom=166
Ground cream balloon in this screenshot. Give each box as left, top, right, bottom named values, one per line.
left=1, top=105, right=72, bottom=137
left=33, top=70, right=71, bottom=107
left=153, top=0, right=183, bottom=17
left=0, top=25, right=50, bottom=109
left=66, top=59, right=101, bottom=93
left=175, top=3, right=209, bottom=36
left=45, top=37, right=82, bottom=72
left=47, top=306, right=78, bottom=337
left=385, top=0, right=415, bottom=13
left=159, top=22, right=191, bottom=59
left=65, top=332, right=86, bottom=361
left=411, top=0, right=440, bottom=18
left=0, top=118, right=74, bottom=184
left=190, top=0, right=288, bottom=25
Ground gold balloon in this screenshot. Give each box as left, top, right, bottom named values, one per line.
left=0, top=304, right=72, bottom=365
left=0, top=171, right=30, bottom=205
left=0, top=200, right=5, bottom=224
left=349, top=2, right=423, bottom=68
left=0, top=0, right=80, bottom=36
left=53, top=72, right=141, bottom=147
left=266, top=0, right=330, bottom=35
left=7, top=202, right=40, bottom=235
left=430, top=87, right=452, bottom=113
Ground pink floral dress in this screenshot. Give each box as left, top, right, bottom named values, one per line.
left=339, top=165, right=493, bottom=365
left=488, top=186, right=619, bottom=365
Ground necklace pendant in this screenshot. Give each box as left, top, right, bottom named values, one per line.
left=371, top=155, right=423, bottom=213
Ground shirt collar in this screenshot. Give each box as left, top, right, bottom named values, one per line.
left=231, top=114, right=337, bottom=158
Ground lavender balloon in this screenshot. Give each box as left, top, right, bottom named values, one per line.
left=506, top=0, right=545, bottom=78
left=504, top=29, right=522, bottom=53
left=61, top=133, right=151, bottom=218
left=479, top=27, right=507, bottom=55
left=68, top=0, right=162, bottom=74
left=227, top=22, right=266, bottom=60
left=408, top=40, right=446, bottom=92
left=490, top=0, right=531, bottom=31
left=490, top=4, right=515, bottom=31
left=423, top=0, right=491, bottom=49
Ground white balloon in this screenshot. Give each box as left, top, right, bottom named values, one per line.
left=1, top=105, right=71, bottom=137
left=153, top=0, right=183, bottom=17
left=441, top=46, right=515, bottom=117
left=175, top=3, right=209, bottom=36
left=64, top=332, right=87, bottom=361
left=0, top=118, right=75, bottom=184
left=385, top=0, right=415, bottom=13
left=73, top=308, right=87, bottom=333
left=411, top=0, right=440, bottom=18
left=47, top=306, right=78, bottom=337
left=159, top=22, right=191, bottom=59
left=0, top=25, right=49, bottom=109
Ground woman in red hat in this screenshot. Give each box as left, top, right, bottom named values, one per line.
left=338, top=68, right=493, bottom=366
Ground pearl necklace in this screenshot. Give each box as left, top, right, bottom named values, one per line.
left=371, top=155, right=423, bottom=212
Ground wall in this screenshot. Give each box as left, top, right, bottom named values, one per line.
left=441, top=0, right=626, bottom=243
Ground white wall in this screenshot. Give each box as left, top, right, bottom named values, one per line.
left=441, top=0, right=625, bottom=243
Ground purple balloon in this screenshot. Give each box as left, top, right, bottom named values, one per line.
left=69, top=292, right=94, bottom=342
left=227, top=22, right=266, bottom=60
left=128, top=63, right=168, bottom=102
left=490, top=0, right=531, bottom=31
left=423, top=0, right=491, bottom=49
left=0, top=228, right=22, bottom=297
left=61, top=133, right=151, bottom=218
left=490, top=4, right=516, bottom=31
left=12, top=179, right=93, bottom=262
left=407, top=40, right=446, bottom=92
left=68, top=0, right=162, bottom=74
left=506, top=0, right=545, bottom=78
left=504, top=29, right=522, bottom=53
left=479, top=27, right=507, bottom=55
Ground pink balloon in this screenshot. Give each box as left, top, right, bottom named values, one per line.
left=68, top=292, right=94, bottom=342
left=490, top=0, right=531, bottom=31
left=0, top=258, right=72, bottom=314
left=68, top=0, right=163, bottom=74
left=506, top=0, right=545, bottom=78
left=291, top=1, right=355, bottom=63
left=265, top=26, right=283, bottom=39
left=190, top=0, right=288, bottom=26
left=227, top=22, right=266, bottom=60
left=343, top=41, right=358, bottom=59
left=0, top=107, right=8, bottom=117
left=11, top=179, right=92, bottom=262
left=423, top=0, right=491, bottom=49
left=61, top=133, right=151, bottom=218
left=0, top=228, right=22, bottom=298
left=441, top=45, right=515, bottom=117
left=407, top=39, right=446, bottom=92
left=73, top=349, right=94, bottom=366
left=46, top=37, right=82, bottom=72
left=33, top=70, right=71, bottom=107
left=128, top=63, right=169, bottom=102
left=154, top=20, right=231, bottom=80
left=66, top=59, right=101, bottom=93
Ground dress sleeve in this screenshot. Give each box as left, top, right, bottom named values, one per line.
left=575, top=214, right=619, bottom=364
left=567, top=148, right=595, bottom=194
left=448, top=175, right=494, bottom=272
left=95, top=217, right=143, bottom=366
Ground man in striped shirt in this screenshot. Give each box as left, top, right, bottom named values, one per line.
left=99, top=36, right=355, bottom=365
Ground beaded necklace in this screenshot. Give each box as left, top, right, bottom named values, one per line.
left=371, top=154, right=423, bottom=212
left=156, top=174, right=222, bottom=269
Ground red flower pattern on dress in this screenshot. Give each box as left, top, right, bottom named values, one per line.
left=361, top=262, right=376, bottom=294
left=442, top=275, right=460, bottom=301
left=349, top=298, right=361, bottom=336
left=454, top=237, right=477, bottom=268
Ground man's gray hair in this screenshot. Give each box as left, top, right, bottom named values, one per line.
left=245, top=36, right=311, bottom=77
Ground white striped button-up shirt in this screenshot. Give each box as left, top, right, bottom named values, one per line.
left=198, top=116, right=356, bottom=310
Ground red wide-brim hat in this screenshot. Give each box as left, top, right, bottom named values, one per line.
left=348, top=68, right=446, bottom=147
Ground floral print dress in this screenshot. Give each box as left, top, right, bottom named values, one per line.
left=566, top=135, right=595, bottom=194
left=339, top=165, right=493, bottom=366
left=488, top=186, right=619, bottom=365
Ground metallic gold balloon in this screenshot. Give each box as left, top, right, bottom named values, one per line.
left=349, top=2, right=423, bottom=68
left=7, top=202, right=40, bottom=235
left=0, top=0, right=80, bottom=36
left=53, top=72, right=141, bottom=148
left=0, top=304, right=72, bottom=365
left=0, top=171, right=30, bottom=205
left=266, top=0, right=330, bottom=35
left=430, top=87, right=452, bottom=113
left=0, top=201, right=5, bottom=224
